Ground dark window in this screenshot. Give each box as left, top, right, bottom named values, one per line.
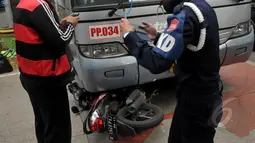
left=0, top=0, right=4, bottom=9
left=72, top=0, right=159, bottom=8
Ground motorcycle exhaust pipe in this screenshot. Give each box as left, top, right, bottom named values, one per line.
left=126, top=89, right=141, bottom=105
left=128, top=92, right=146, bottom=114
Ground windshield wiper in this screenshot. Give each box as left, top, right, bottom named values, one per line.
left=108, top=0, right=125, bottom=17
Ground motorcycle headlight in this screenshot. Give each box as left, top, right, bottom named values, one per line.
left=230, top=21, right=252, bottom=39
left=79, top=43, right=129, bottom=58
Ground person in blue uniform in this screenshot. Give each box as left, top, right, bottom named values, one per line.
left=120, top=0, right=223, bottom=142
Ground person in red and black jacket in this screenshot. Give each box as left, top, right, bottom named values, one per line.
left=13, top=0, right=78, bottom=142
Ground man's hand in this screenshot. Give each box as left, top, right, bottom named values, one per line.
left=66, top=16, right=79, bottom=26
left=61, top=16, right=79, bottom=27
left=142, top=21, right=157, bottom=40
left=60, top=17, right=67, bottom=24
left=120, top=18, right=135, bottom=35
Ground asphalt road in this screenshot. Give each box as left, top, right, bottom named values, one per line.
left=0, top=53, right=255, bottom=143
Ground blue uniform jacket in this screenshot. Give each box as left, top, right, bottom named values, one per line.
left=124, top=6, right=200, bottom=74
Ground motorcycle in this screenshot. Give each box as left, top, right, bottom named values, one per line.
left=68, top=82, right=164, bottom=142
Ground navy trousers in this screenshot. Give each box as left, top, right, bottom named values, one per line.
left=168, top=90, right=223, bottom=143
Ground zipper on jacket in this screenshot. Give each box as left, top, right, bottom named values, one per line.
left=52, top=59, right=56, bottom=71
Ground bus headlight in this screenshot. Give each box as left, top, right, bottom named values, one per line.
left=230, top=21, right=252, bottom=39
left=79, top=43, right=129, bottom=58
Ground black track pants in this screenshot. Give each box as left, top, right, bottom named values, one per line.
left=21, top=81, right=72, bottom=143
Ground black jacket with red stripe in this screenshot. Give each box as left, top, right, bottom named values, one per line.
left=13, top=0, right=74, bottom=86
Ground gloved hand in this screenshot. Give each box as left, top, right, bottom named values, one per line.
left=142, top=21, right=157, bottom=40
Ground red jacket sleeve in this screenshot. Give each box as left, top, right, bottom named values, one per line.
left=30, top=2, right=75, bottom=49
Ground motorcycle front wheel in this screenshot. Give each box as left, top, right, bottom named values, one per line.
left=116, top=103, right=164, bottom=131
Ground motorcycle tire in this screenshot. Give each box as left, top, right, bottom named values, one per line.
left=116, top=103, right=164, bottom=131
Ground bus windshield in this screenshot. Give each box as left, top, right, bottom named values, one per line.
left=72, top=0, right=159, bottom=8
